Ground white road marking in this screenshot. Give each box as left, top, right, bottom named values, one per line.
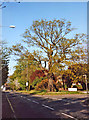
left=14, top=115, right=17, bottom=119
left=64, top=103, right=70, bottom=105
left=6, top=94, right=17, bottom=120
left=45, top=97, right=49, bottom=99
left=27, top=98, right=31, bottom=101
left=58, top=99, right=62, bottom=101
left=61, top=113, right=77, bottom=120
left=52, top=98, right=57, bottom=100
left=20, top=95, right=31, bottom=101
left=20, top=96, right=31, bottom=101
left=6, top=95, right=15, bottom=113
left=32, top=100, right=39, bottom=104
left=42, top=104, right=54, bottom=111
left=64, top=101, right=80, bottom=105
left=71, top=101, right=79, bottom=104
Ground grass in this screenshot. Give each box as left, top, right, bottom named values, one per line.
left=14, top=89, right=87, bottom=95
left=45, top=91, right=85, bottom=95
left=15, top=89, right=47, bottom=95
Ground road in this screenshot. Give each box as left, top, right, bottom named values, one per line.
left=2, top=91, right=89, bottom=120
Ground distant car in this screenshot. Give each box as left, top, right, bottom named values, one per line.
left=1, top=85, right=6, bottom=91
left=3, top=87, right=6, bottom=91
left=1, top=85, right=4, bottom=90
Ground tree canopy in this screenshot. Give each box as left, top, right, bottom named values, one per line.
left=1, top=42, right=10, bottom=85
left=11, top=19, right=87, bottom=91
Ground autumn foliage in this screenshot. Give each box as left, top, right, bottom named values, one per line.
left=10, top=19, right=87, bottom=91
left=62, top=63, right=88, bottom=89
left=36, top=79, right=48, bottom=90
left=31, top=70, right=59, bottom=91
left=30, top=70, right=48, bottom=83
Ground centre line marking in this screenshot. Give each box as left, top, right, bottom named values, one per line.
left=42, top=104, right=54, bottom=111
left=27, top=98, right=31, bottom=101
left=61, top=113, right=77, bottom=120
left=32, top=100, right=39, bottom=104
left=64, top=103, right=70, bottom=105
left=58, top=99, right=62, bottom=101
left=6, top=94, right=17, bottom=120
left=53, top=98, right=57, bottom=100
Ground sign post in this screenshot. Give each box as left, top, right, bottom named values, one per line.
left=26, top=81, right=29, bottom=91
left=83, top=75, right=88, bottom=94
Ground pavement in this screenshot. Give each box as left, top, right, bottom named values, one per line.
left=33, top=94, right=88, bottom=99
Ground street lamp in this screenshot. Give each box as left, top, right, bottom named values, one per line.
left=9, top=25, right=16, bottom=28
left=0, top=25, right=15, bottom=28
left=26, top=60, right=29, bottom=91
left=0, top=24, right=15, bottom=88
left=83, top=74, right=88, bottom=94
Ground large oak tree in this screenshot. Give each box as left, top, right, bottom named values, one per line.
left=11, top=19, right=86, bottom=92
left=22, top=19, right=86, bottom=92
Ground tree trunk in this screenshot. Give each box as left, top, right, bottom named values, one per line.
left=47, top=73, right=54, bottom=92
left=28, top=81, right=30, bottom=90
left=44, top=61, right=46, bottom=68
left=63, top=81, right=65, bottom=90
left=47, top=49, right=54, bottom=92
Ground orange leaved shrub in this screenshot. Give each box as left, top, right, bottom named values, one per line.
left=36, top=79, right=48, bottom=90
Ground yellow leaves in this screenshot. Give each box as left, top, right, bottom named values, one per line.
left=56, top=20, right=60, bottom=23
left=68, top=70, right=72, bottom=74
left=72, top=39, right=76, bottom=43
left=67, top=29, right=71, bottom=31
left=44, top=32, right=48, bottom=36
left=51, top=31, right=54, bottom=34
left=32, top=37, right=36, bottom=40
left=34, top=28, right=36, bottom=31
left=61, top=21, right=65, bottom=24
left=52, top=24, right=56, bottom=27
left=61, top=42, right=65, bottom=47
left=58, top=23, right=61, bottom=27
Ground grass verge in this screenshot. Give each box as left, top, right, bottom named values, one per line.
left=14, top=90, right=87, bottom=95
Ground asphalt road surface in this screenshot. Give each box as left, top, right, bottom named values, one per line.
left=2, top=91, right=89, bottom=120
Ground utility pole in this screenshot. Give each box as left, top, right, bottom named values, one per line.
left=26, top=60, right=29, bottom=91
left=83, top=75, right=88, bottom=94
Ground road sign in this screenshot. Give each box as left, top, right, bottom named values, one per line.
left=26, top=82, right=29, bottom=86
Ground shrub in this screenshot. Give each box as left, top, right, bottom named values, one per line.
left=36, top=78, right=60, bottom=91
left=73, top=85, right=77, bottom=88
left=30, top=70, right=48, bottom=83
left=8, top=82, right=16, bottom=90
left=32, top=77, right=44, bottom=88
left=55, top=82, right=63, bottom=90
left=18, top=79, right=26, bottom=90
left=76, top=84, right=83, bottom=89
left=36, top=79, right=48, bottom=90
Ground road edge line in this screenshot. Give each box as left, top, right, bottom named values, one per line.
left=6, top=94, right=17, bottom=120
left=61, top=112, right=77, bottom=120
left=42, top=104, right=54, bottom=111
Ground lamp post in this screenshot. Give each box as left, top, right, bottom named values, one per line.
left=26, top=60, right=29, bottom=91
left=0, top=24, right=15, bottom=87
left=0, top=25, right=15, bottom=28
left=83, top=74, right=88, bottom=94
left=9, top=25, right=16, bottom=28
left=23, top=58, right=29, bottom=91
